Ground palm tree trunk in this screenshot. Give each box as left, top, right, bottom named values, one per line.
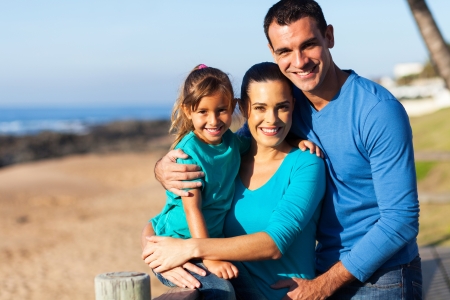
left=406, top=0, right=450, bottom=89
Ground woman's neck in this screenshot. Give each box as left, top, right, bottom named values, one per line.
left=248, top=139, right=292, bottom=162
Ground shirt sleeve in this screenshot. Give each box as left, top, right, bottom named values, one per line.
left=263, top=153, right=326, bottom=254
left=341, top=99, right=419, bottom=282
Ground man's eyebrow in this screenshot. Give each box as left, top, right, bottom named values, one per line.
left=273, top=47, right=291, bottom=55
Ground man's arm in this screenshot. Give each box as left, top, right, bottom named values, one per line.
left=341, top=99, right=419, bottom=281
left=271, top=261, right=355, bottom=300
left=154, top=149, right=204, bottom=197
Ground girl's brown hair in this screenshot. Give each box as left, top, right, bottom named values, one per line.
left=170, top=65, right=234, bottom=149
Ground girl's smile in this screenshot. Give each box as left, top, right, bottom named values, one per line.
left=184, top=91, right=233, bottom=145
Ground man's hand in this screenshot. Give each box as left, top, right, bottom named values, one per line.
left=299, top=140, right=323, bottom=158
left=271, top=261, right=355, bottom=299
left=155, top=149, right=205, bottom=197
left=271, top=277, right=330, bottom=300
left=157, top=262, right=206, bottom=289
left=203, top=260, right=239, bottom=279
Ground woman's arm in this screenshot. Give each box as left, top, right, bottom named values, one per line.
left=143, top=231, right=281, bottom=273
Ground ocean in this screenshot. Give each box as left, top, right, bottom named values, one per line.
left=0, top=106, right=172, bottom=136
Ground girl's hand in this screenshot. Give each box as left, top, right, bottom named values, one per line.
left=158, top=262, right=206, bottom=289
left=142, top=235, right=195, bottom=272
left=203, top=260, right=239, bottom=279
left=299, top=140, right=323, bottom=158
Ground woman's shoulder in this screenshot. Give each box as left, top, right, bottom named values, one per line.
left=287, top=148, right=325, bottom=169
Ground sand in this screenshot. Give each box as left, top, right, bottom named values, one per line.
left=0, top=151, right=172, bottom=299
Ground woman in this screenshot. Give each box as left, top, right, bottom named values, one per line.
left=143, top=62, right=326, bottom=299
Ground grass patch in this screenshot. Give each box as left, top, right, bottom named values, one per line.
left=419, top=203, right=450, bottom=247
left=415, top=161, right=436, bottom=181
left=409, top=107, right=450, bottom=151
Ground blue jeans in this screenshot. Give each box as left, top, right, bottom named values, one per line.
left=154, top=260, right=236, bottom=300
left=329, top=255, right=422, bottom=299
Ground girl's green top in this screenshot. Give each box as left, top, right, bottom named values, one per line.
left=151, top=129, right=249, bottom=239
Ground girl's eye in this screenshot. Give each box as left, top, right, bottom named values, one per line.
left=197, top=110, right=207, bottom=114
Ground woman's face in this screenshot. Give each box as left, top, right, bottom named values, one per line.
left=246, top=80, right=294, bottom=149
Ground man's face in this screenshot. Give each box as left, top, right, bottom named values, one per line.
left=268, top=17, right=334, bottom=95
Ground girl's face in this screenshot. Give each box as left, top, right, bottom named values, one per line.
left=246, top=80, right=293, bottom=149
left=184, top=91, right=233, bottom=145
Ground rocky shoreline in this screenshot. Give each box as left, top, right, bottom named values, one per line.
left=0, top=119, right=172, bottom=168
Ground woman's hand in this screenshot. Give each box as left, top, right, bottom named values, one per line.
left=158, top=262, right=206, bottom=289
left=142, top=235, right=196, bottom=273
left=203, top=260, right=239, bottom=279
left=155, top=149, right=204, bottom=197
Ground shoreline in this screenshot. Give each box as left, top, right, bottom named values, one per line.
left=0, top=119, right=172, bottom=168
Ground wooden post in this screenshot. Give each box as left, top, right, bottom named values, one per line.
left=95, top=272, right=151, bottom=300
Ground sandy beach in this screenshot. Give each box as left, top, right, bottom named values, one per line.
left=0, top=151, right=172, bottom=299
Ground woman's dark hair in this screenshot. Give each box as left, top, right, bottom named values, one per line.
left=264, top=0, right=327, bottom=47
left=239, top=62, right=292, bottom=115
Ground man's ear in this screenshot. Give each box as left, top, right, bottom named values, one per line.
left=325, top=24, right=335, bottom=49
left=182, top=105, right=192, bottom=120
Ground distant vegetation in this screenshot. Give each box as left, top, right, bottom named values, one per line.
left=396, top=43, right=450, bottom=86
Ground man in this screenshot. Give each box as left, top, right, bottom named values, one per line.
left=153, top=0, right=421, bottom=299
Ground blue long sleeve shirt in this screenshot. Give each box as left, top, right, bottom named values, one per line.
left=291, top=70, right=419, bottom=282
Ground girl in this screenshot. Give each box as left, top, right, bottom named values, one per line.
left=148, top=64, right=250, bottom=300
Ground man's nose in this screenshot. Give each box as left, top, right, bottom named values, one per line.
left=292, top=50, right=308, bottom=69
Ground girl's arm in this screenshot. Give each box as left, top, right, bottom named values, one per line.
left=182, top=189, right=238, bottom=279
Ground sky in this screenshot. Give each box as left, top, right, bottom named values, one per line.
left=1, top=0, right=449, bottom=108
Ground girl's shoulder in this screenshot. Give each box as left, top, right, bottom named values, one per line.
left=174, top=131, right=198, bottom=149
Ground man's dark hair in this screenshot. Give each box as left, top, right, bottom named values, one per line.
left=239, top=62, right=293, bottom=114
left=264, top=0, right=327, bottom=47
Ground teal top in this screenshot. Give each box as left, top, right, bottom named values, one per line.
left=223, top=148, right=326, bottom=299
left=152, top=129, right=249, bottom=239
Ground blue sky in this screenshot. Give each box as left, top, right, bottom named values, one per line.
left=1, top=0, right=449, bottom=108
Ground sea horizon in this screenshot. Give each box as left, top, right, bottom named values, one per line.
left=0, top=105, right=172, bottom=136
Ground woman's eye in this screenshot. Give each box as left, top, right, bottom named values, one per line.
left=197, top=110, right=206, bottom=114
left=278, top=105, right=289, bottom=111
